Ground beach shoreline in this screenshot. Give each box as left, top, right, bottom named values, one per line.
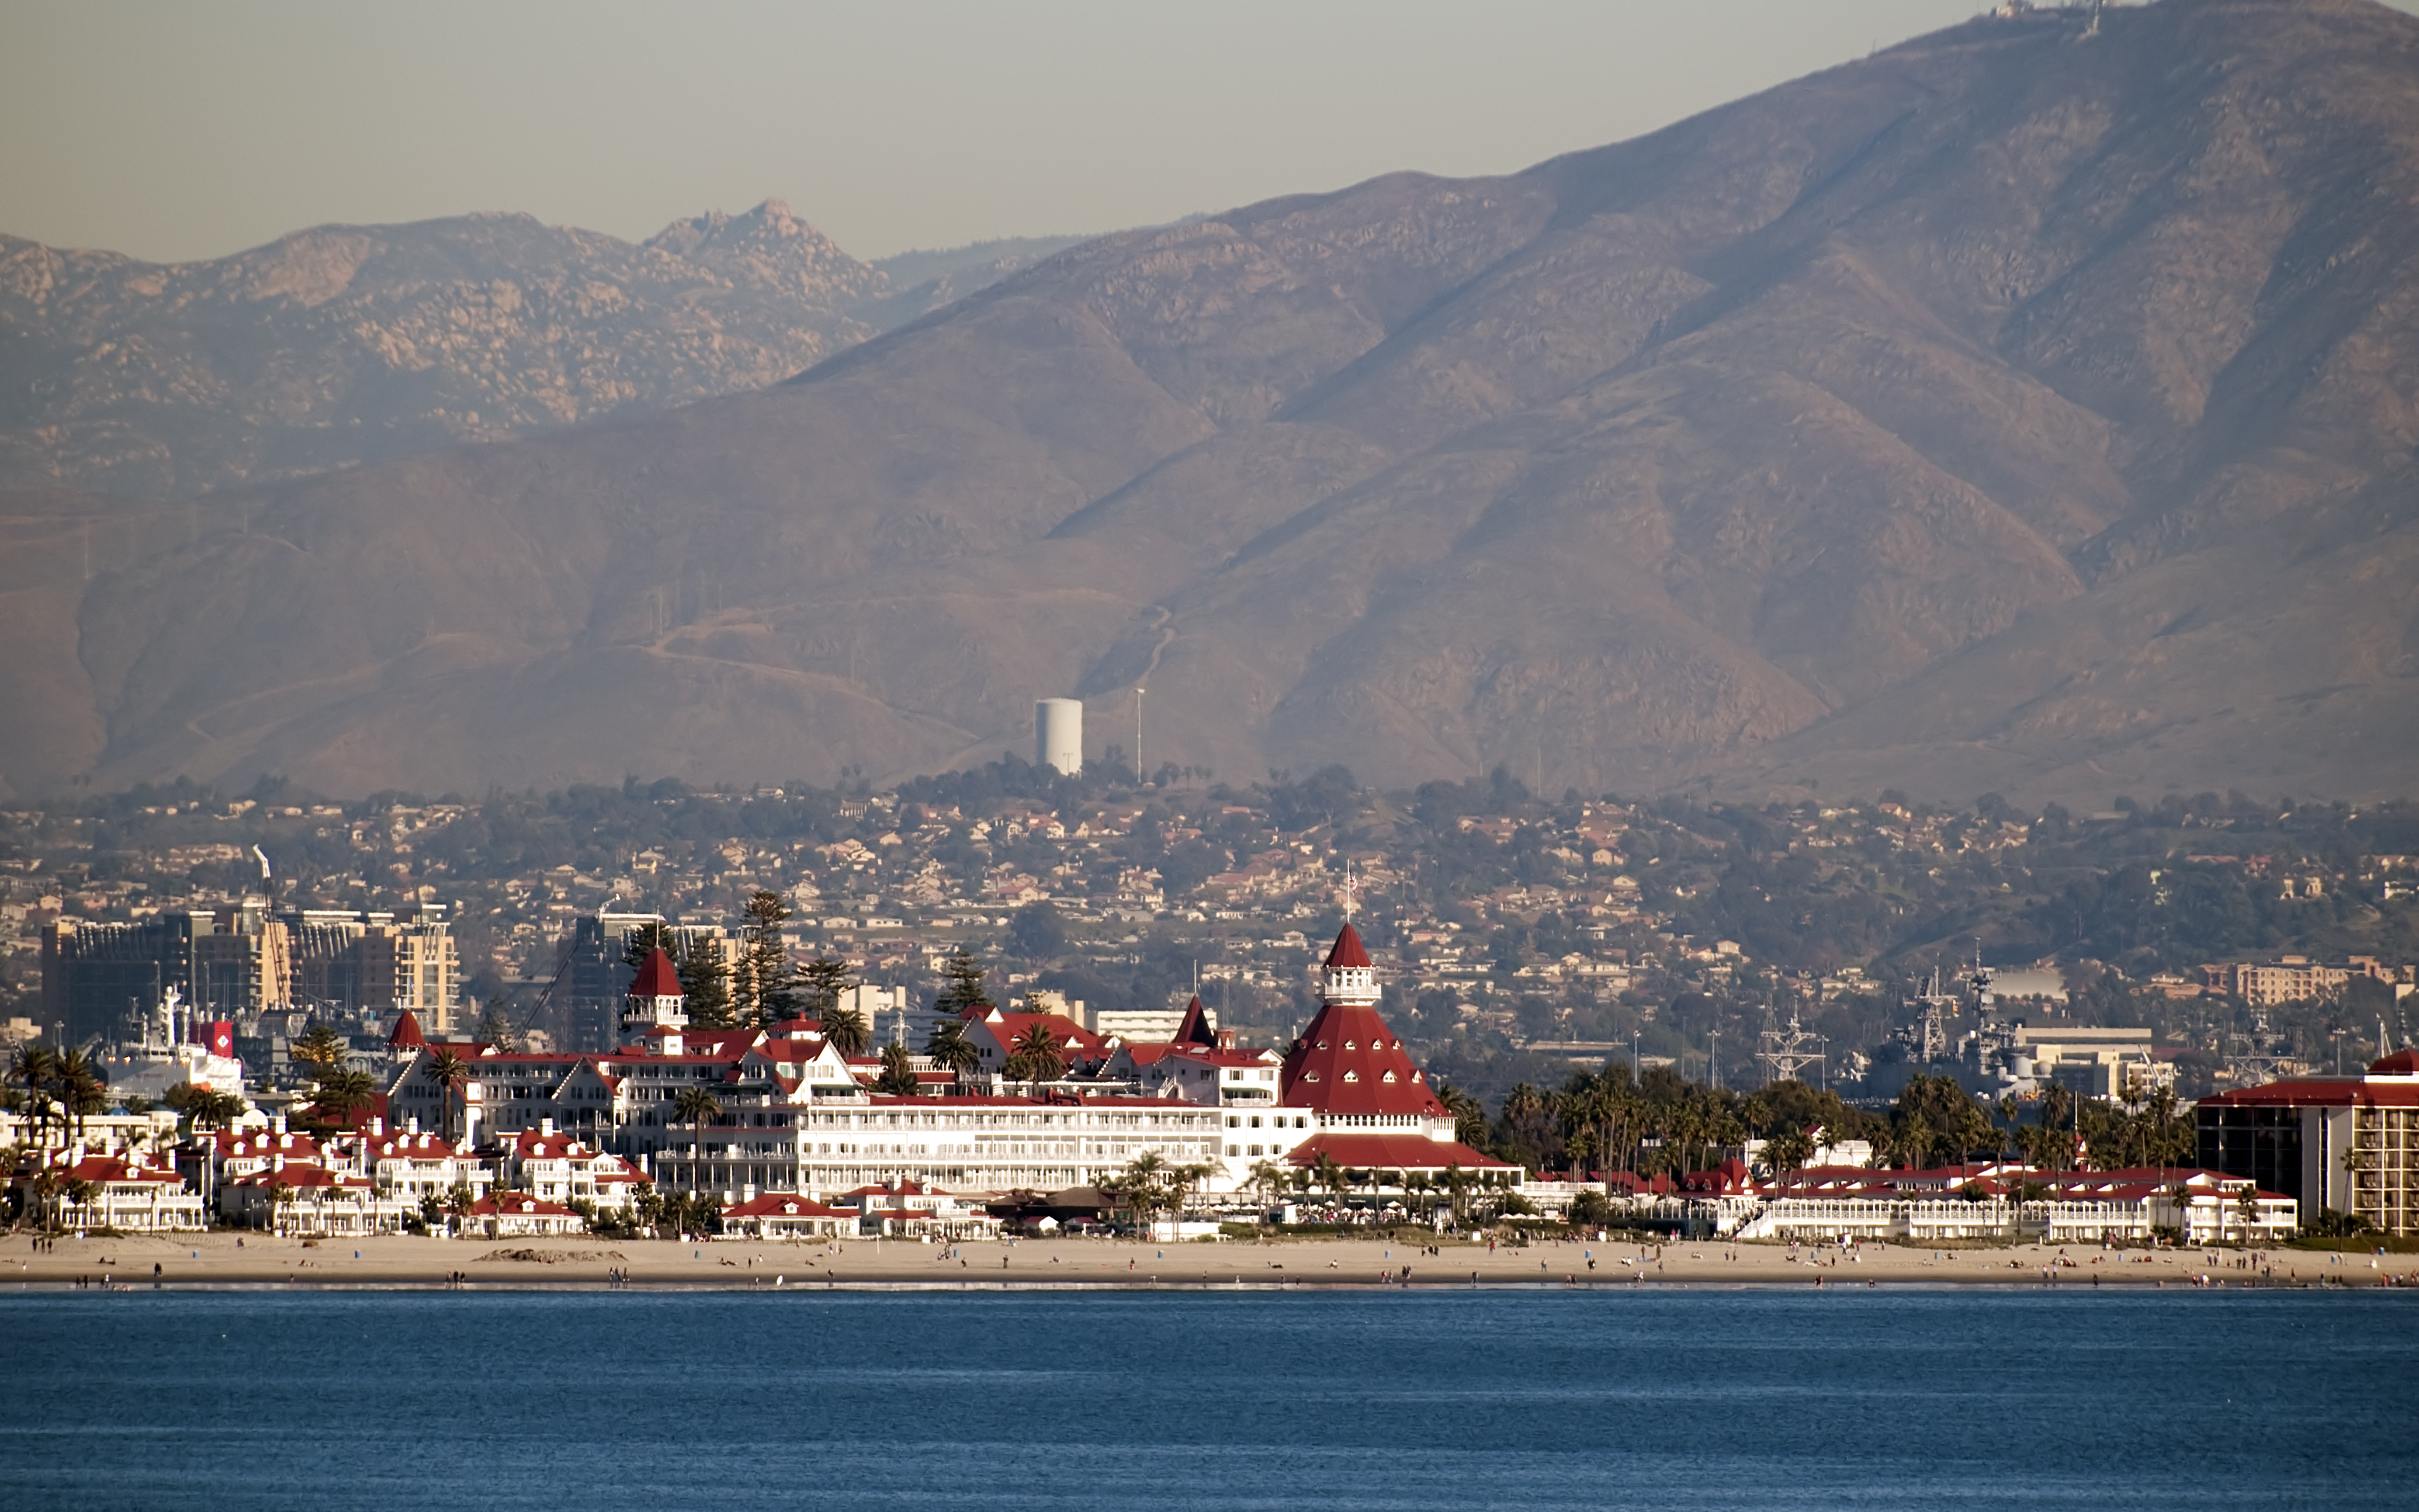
left=8, top=1229, right=2412, bottom=1292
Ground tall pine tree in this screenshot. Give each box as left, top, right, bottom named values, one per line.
left=796, top=954, right=857, bottom=1019
left=935, top=945, right=991, bottom=1017
left=737, top=889, right=795, bottom=1027
left=679, top=942, right=735, bottom=1029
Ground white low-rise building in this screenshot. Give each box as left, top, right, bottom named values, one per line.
left=23, top=1149, right=209, bottom=1233
left=1730, top=1164, right=2297, bottom=1244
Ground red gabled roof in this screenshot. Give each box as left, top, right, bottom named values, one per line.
left=628, top=948, right=684, bottom=1000
left=471, top=1194, right=576, bottom=1217
left=724, top=1194, right=852, bottom=1219
left=1324, top=923, right=1371, bottom=969
left=1285, top=1132, right=1512, bottom=1171
left=978, top=1012, right=1107, bottom=1058
left=842, top=1179, right=951, bottom=1199
left=388, top=1010, right=427, bottom=1049
left=2369, top=1049, right=2419, bottom=1077
left=1281, top=1001, right=1444, bottom=1118
left=363, top=1133, right=458, bottom=1160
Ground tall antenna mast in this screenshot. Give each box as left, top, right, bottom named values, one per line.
left=1756, top=1003, right=1827, bottom=1087
left=1135, top=686, right=1145, bottom=784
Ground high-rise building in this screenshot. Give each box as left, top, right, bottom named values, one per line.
left=2197, top=1050, right=2419, bottom=1235
left=280, top=904, right=460, bottom=1034
left=43, top=906, right=293, bottom=1043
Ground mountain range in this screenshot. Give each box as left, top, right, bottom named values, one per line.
left=0, top=202, right=1082, bottom=499
left=3, top=0, right=2414, bottom=807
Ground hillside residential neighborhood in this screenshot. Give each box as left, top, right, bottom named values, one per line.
left=9, top=919, right=2413, bottom=1248
left=7, top=775, right=2415, bottom=1110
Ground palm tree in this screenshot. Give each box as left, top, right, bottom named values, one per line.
left=924, top=1019, right=981, bottom=1088
left=1003, top=1021, right=1067, bottom=1088
left=1311, top=1152, right=1346, bottom=1208
left=423, top=1048, right=471, bottom=1143
left=56, top=1050, right=106, bottom=1146
left=872, top=1042, right=920, bottom=1097
left=1760, top=1128, right=1815, bottom=1177
left=819, top=1000, right=871, bottom=1058
left=1433, top=1080, right=1490, bottom=1148
left=1440, top=1162, right=1474, bottom=1226
left=1110, top=1152, right=1170, bottom=1230
left=672, top=1085, right=722, bottom=1174
left=309, top=1067, right=379, bottom=1130
left=8, top=1044, right=60, bottom=1146
left=1246, top=1159, right=1290, bottom=1211
left=1173, top=1161, right=1214, bottom=1222
left=61, top=1177, right=99, bottom=1230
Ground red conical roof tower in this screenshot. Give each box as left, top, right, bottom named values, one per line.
left=622, top=946, right=689, bottom=1042
left=1281, top=923, right=1443, bottom=1118
left=387, top=1009, right=427, bottom=1050
left=1324, top=923, right=1373, bottom=970
left=629, top=947, right=683, bottom=1000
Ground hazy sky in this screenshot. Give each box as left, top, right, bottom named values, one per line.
left=9, top=1, right=2418, bottom=263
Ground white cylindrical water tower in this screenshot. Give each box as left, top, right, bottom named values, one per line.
left=1035, top=698, right=1083, bottom=775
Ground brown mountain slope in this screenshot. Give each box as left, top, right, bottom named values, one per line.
left=0, top=203, right=1079, bottom=501
left=8, top=0, right=2417, bottom=804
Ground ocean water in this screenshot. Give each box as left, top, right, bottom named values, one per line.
left=2, top=1286, right=2412, bottom=1511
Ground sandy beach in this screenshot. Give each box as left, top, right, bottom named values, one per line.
left=8, top=1229, right=2414, bottom=1291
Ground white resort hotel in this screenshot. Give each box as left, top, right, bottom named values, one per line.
left=381, top=923, right=1510, bottom=1204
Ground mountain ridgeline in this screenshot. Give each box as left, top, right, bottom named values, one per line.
left=2, top=0, right=2414, bottom=807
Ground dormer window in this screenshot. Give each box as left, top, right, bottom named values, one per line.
left=1344, top=1040, right=1357, bottom=1050
left=1343, top=1070, right=1359, bottom=1083
left=1382, top=1071, right=1397, bottom=1083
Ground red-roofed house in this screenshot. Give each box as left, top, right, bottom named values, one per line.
left=835, top=1178, right=999, bottom=1238
left=487, top=1122, right=649, bottom=1212
left=20, top=1149, right=207, bottom=1232
left=1735, top=1162, right=2296, bottom=1244
left=961, top=1007, right=1108, bottom=1082
left=468, top=1192, right=583, bottom=1237
left=332, top=1126, right=479, bottom=1209
left=722, top=1192, right=856, bottom=1239
left=220, top=1159, right=386, bottom=1235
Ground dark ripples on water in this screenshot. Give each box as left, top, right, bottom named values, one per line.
left=4, top=1288, right=2413, bottom=1510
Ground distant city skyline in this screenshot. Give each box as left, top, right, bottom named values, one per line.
left=18, top=0, right=2410, bottom=265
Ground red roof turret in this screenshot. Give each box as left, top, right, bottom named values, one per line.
left=1324, top=923, right=1371, bottom=969
left=628, top=947, right=683, bottom=1000
left=388, top=1010, right=427, bottom=1049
